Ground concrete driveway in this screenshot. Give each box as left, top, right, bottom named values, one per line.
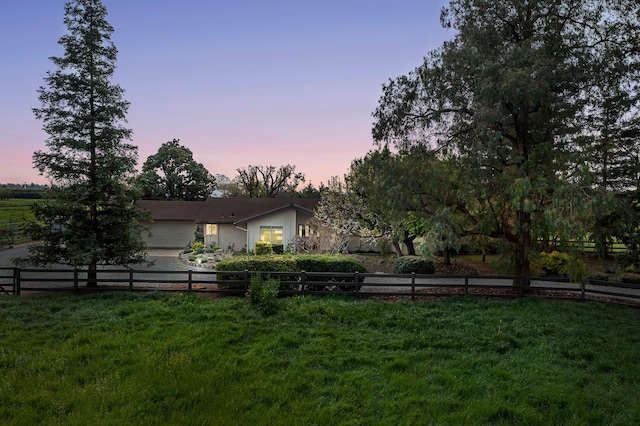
left=0, top=244, right=194, bottom=271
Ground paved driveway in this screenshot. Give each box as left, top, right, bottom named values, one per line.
left=0, top=245, right=192, bottom=270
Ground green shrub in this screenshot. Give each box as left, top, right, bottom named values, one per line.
left=295, top=255, right=366, bottom=290
left=589, top=272, right=609, bottom=282
left=254, top=241, right=272, bottom=255
left=295, top=255, right=366, bottom=275
left=392, top=256, right=435, bottom=274
left=215, top=254, right=366, bottom=290
left=538, top=251, right=570, bottom=276
left=191, top=241, right=205, bottom=252
left=216, top=255, right=299, bottom=289
left=246, top=275, right=281, bottom=315
left=618, top=273, right=640, bottom=285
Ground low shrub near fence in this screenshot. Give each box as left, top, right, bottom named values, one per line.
left=215, top=255, right=299, bottom=288
left=207, top=254, right=367, bottom=290
left=294, top=255, right=366, bottom=276
left=392, top=256, right=435, bottom=274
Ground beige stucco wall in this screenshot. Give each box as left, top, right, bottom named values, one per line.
left=144, top=221, right=195, bottom=248
left=205, top=224, right=247, bottom=252
left=246, top=209, right=312, bottom=252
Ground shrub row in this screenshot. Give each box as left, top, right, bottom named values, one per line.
left=215, top=254, right=366, bottom=289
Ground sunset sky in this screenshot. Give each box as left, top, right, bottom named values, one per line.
left=0, top=0, right=452, bottom=187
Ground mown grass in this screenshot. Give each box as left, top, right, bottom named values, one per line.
left=0, top=199, right=38, bottom=223
left=1, top=293, right=639, bottom=425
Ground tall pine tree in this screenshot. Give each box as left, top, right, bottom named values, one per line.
left=21, top=0, right=147, bottom=286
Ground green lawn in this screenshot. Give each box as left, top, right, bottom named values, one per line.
left=1, top=293, right=639, bottom=425
left=0, top=199, right=38, bottom=223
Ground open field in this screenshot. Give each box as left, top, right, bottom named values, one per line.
left=1, top=293, right=639, bottom=424
left=0, top=199, right=39, bottom=245
left=0, top=199, right=38, bottom=223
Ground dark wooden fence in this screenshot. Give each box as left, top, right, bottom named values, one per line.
left=1, top=267, right=639, bottom=304
left=0, top=219, right=30, bottom=246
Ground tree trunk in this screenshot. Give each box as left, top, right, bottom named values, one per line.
left=443, top=247, right=451, bottom=265
left=513, top=209, right=531, bottom=288
left=403, top=232, right=416, bottom=256
left=392, top=241, right=403, bottom=257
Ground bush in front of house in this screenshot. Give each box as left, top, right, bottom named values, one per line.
left=191, top=241, right=205, bottom=254
left=295, top=255, right=365, bottom=278
left=216, top=254, right=367, bottom=290
left=216, top=255, right=299, bottom=288
left=392, top=256, right=435, bottom=274
left=254, top=241, right=273, bottom=255
left=295, top=255, right=366, bottom=290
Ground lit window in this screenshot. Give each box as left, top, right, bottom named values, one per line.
left=205, top=224, right=218, bottom=236
left=260, top=226, right=283, bottom=244
left=298, top=225, right=316, bottom=237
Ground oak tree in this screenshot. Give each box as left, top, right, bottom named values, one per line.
left=235, top=164, right=305, bottom=197
left=137, top=139, right=216, bottom=201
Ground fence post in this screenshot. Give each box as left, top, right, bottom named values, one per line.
left=188, top=270, right=193, bottom=292
left=244, top=270, right=249, bottom=293
left=464, top=275, right=469, bottom=295
left=518, top=276, right=525, bottom=297
left=355, top=271, right=360, bottom=297
left=301, top=271, right=306, bottom=295
left=129, top=269, right=134, bottom=291
left=411, top=272, right=416, bottom=300
left=13, top=267, right=20, bottom=296
left=74, top=268, right=79, bottom=294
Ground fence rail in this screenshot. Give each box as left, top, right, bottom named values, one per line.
left=1, top=267, right=639, bottom=304
left=0, top=219, right=30, bottom=246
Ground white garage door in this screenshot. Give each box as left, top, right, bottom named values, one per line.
left=144, top=222, right=196, bottom=248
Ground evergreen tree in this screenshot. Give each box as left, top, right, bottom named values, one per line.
left=19, top=0, right=147, bottom=286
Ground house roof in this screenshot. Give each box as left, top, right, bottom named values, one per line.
left=137, top=200, right=204, bottom=222
left=138, top=198, right=318, bottom=224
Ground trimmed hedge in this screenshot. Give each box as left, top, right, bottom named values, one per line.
left=215, top=254, right=366, bottom=289
left=295, top=255, right=366, bottom=274
left=216, top=255, right=299, bottom=272
left=392, top=256, right=435, bottom=274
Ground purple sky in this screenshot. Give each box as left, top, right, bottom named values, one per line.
left=1, top=0, right=452, bottom=187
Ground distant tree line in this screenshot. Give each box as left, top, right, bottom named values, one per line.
left=0, top=187, right=49, bottom=199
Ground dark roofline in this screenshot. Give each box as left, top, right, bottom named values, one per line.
left=140, top=198, right=318, bottom=224
left=233, top=202, right=315, bottom=225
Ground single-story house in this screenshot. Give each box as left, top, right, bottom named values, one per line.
left=138, top=198, right=318, bottom=251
